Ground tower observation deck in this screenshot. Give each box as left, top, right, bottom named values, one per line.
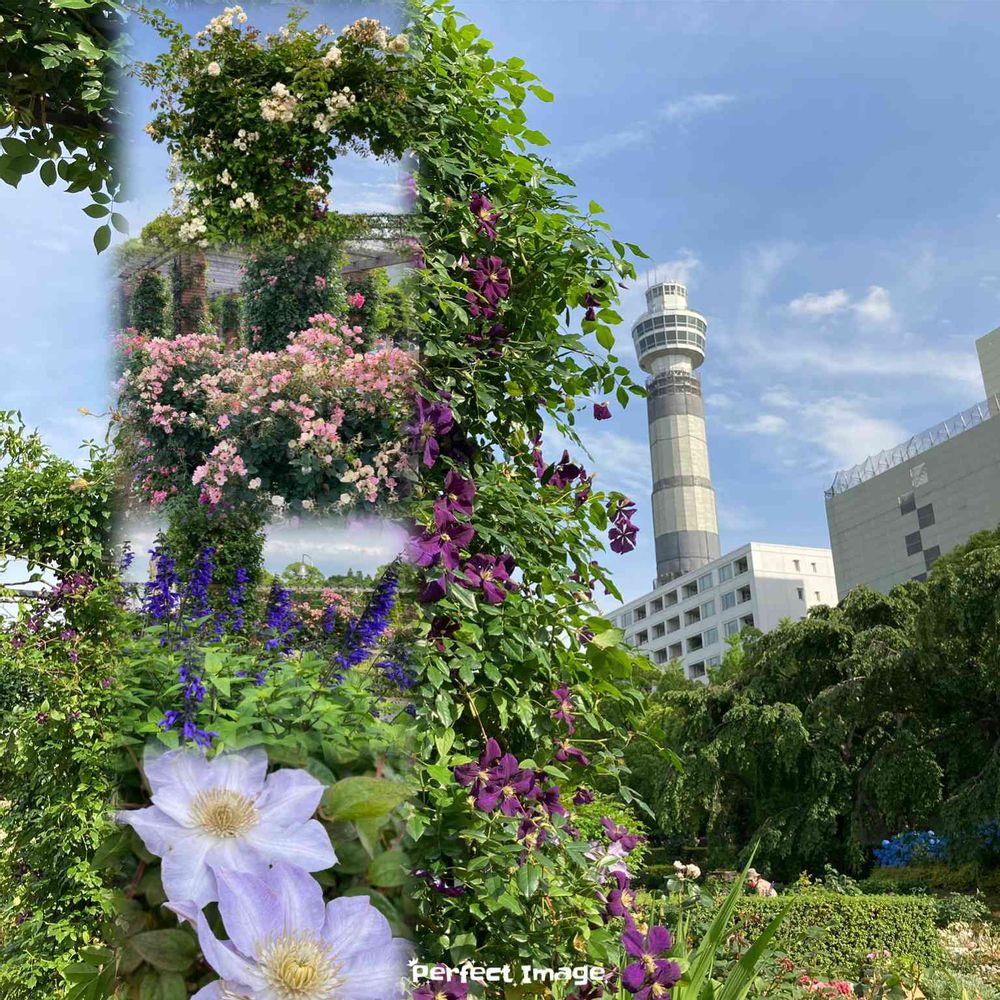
left=632, top=280, right=720, bottom=583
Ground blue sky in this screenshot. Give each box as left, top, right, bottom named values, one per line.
left=3, top=1, right=1000, bottom=595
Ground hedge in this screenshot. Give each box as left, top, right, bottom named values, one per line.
left=735, top=892, right=942, bottom=974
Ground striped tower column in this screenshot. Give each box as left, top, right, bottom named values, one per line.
left=631, top=281, right=720, bottom=583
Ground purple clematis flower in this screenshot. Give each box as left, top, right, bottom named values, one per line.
left=190, top=863, right=411, bottom=1000
left=528, top=783, right=567, bottom=818
left=601, top=816, right=644, bottom=852
left=417, top=574, right=449, bottom=604
left=442, top=469, right=476, bottom=515
left=546, top=450, right=583, bottom=490
left=409, top=396, right=455, bottom=469
left=605, top=869, right=637, bottom=918
left=476, top=752, right=535, bottom=815
left=594, top=401, right=612, bottom=421
left=621, top=926, right=681, bottom=1000
left=608, top=497, right=640, bottom=554
left=462, top=552, right=515, bottom=605
left=551, top=684, right=576, bottom=734
left=453, top=737, right=503, bottom=797
left=116, top=746, right=334, bottom=908
left=583, top=293, right=601, bottom=324
left=470, top=255, right=511, bottom=304
left=555, top=740, right=590, bottom=767
left=413, top=967, right=471, bottom=999
left=408, top=506, right=475, bottom=572
left=573, top=787, right=595, bottom=806
left=470, top=192, right=499, bottom=240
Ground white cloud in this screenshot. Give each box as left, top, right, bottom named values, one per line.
left=787, top=288, right=850, bottom=318
left=660, top=92, right=736, bottom=124
left=565, top=93, right=736, bottom=164
left=852, top=284, right=896, bottom=327
left=646, top=251, right=701, bottom=287
left=743, top=413, right=788, bottom=435
left=801, top=396, right=907, bottom=470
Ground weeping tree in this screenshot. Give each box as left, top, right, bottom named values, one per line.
left=630, top=528, right=1000, bottom=879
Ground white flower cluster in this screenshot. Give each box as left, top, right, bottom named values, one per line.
left=388, top=34, right=409, bottom=54
left=197, top=5, right=247, bottom=40
left=143, top=122, right=159, bottom=139
left=672, top=860, right=702, bottom=881
left=230, top=191, right=259, bottom=211
left=233, top=128, right=259, bottom=152
left=206, top=61, right=222, bottom=77
left=342, top=17, right=389, bottom=49
left=313, top=87, right=356, bottom=133
left=260, top=81, right=299, bottom=123
left=306, top=185, right=327, bottom=203
left=321, top=45, right=342, bottom=67
left=179, top=212, right=208, bottom=244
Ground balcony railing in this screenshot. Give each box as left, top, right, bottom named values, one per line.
left=825, top=395, right=999, bottom=497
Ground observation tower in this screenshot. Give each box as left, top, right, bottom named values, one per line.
left=632, top=278, right=720, bottom=583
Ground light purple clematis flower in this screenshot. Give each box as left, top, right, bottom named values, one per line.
left=191, top=863, right=412, bottom=1000
left=116, top=745, right=335, bottom=908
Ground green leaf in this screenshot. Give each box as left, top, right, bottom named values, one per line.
left=320, top=776, right=411, bottom=822
left=595, top=326, right=615, bottom=350
left=138, top=970, right=188, bottom=1000
left=529, top=84, right=554, bottom=102
left=516, top=864, right=542, bottom=897
left=40, top=160, right=57, bottom=186
left=130, top=929, right=198, bottom=973
left=93, top=224, right=111, bottom=253
left=111, top=212, right=129, bottom=234
left=83, top=203, right=109, bottom=218
left=522, top=129, right=550, bottom=146
left=368, top=848, right=411, bottom=887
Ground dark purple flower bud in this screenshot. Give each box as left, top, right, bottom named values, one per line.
left=594, top=402, right=612, bottom=421
left=555, top=740, right=590, bottom=767
left=574, top=787, right=595, bottom=806
left=418, top=575, right=449, bottom=603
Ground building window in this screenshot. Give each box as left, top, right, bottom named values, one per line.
left=917, top=504, right=935, bottom=529
left=665, top=590, right=678, bottom=606
left=814, top=591, right=821, bottom=602
left=636, top=630, right=648, bottom=645
left=706, top=655, right=721, bottom=667
left=654, top=648, right=669, bottom=665
left=793, top=559, right=800, bottom=571
left=740, top=613, right=755, bottom=628
left=668, top=642, right=683, bottom=659
left=684, top=608, right=701, bottom=626
left=718, top=563, right=733, bottom=583
left=621, top=611, right=633, bottom=627
left=704, top=627, right=719, bottom=646
left=682, top=581, right=698, bottom=599
left=924, top=545, right=941, bottom=569
left=899, top=491, right=916, bottom=515
left=667, top=616, right=680, bottom=633
left=689, top=662, right=706, bottom=679
left=905, top=531, right=922, bottom=556
left=737, top=585, right=752, bottom=604
left=650, top=597, right=664, bottom=614
left=700, top=599, right=716, bottom=618
left=721, top=590, right=736, bottom=611
left=687, top=634, right=704, bottom=652
left=811, top=562, right=818, bottom=572
left=634, top=605, right=647, bottom=621
left=653, top=623, right=666, bottom=639
left=910, top=462, right=929, bottom=488
left=733, top=556, right=749, bottom=575
left=698, top=572, right=714, bottom=592
left=723, top=618, right=739, bottom=637
left=797, top=587, right=804, bottom=600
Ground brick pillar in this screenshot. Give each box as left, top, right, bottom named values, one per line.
left=172, top=250, right=208, bottom=337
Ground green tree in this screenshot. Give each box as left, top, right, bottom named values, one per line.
left=0, top=0, right=127, bottom=249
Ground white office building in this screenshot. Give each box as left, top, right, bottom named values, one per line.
left=611, top=542, right=838, bottom=680
left=608, top=275, right=838, bottom=681
left=825, top=325, right=1000, bottom=598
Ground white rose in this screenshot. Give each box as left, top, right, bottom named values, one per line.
left=322, top=45, right=342, bottom=66
left=248, top=477, right=261, bottom=490
left=301, top=499, right=315, bottom=510
left=271, top=495, right=286, bottom=507
left=206, top=61, right=222, bottom=76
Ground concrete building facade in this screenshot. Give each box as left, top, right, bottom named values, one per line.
left=826, top=327, right=1000, bottom=599
left=611, top=543, right=838, bottom=680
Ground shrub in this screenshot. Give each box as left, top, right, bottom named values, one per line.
left=920, top=969, right=1000, bottom=1000
left=934, top=893, right=991, bottom=928
left=129, top=269, right=169, bottom=335
left=863, top=863, right=997, bottom=896
left=735, top=892, right=942, bottom=975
